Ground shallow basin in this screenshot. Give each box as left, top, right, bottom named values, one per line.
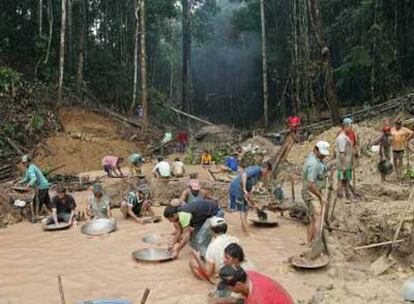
left=81, top=218, right=117, bottom=236
left=132, top=248, right=173, bottom=262
left=42, top=222, right=72, bottom=231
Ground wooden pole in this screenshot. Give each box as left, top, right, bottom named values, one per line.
left=354, top=239, right=405, bottom=250
left=140, top=288, right=150, bottom=304
left=58, top=275, right=66, bottom=304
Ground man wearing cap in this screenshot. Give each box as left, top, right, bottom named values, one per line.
left=120, top=186, right=155, bottom=224
left=229, top=162, right=272, bottom=234
left=86, top=183, right=112, bottom=219
left=189, top=217, right=241, bottom=282
left=45, top=186, right=76, bottom=225
left=301, top=141, right=329, bottom=245
left=18, top=155, right=51, bottom=221
left=391, top=120, right=413, bottom=177
left=163, top=198, right=221, bottom=259
left=212, top=265, right=294, bottom=304
left=127, top=153, right=144, bottom=177
left=212, top=153, right=240, bottom=175
left=152, top=157, right=171, bottom=178
left=102, top=155, right=124, bottom=177
left=179, top=179, right=210, bottom=205
left=336, top=120, right=354, bottom=199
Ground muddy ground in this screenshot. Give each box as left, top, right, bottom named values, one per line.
left=1, top=108, right=413, bottom=303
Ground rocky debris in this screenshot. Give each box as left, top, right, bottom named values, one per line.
left=195, top=125, right=235, bottom=143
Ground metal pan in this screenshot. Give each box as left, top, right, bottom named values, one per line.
left=249, top=219, right=279, bottom=227
left=81, top=218, right=117, bottom=236
left=42, top=222, right=72, bottom=231
left=132, top=248, right=173, bottom=262
left=12, top=186, right=30, bottom=193
left=291, top=254, right=330, bottom=269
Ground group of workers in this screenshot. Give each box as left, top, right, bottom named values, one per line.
left=15, top=115, right=413, bottom=303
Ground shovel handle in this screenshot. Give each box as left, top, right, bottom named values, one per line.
left=319, top=201, right=326, bottom=238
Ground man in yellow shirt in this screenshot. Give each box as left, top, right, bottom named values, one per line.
left=391, top=120, right=414, bottom=176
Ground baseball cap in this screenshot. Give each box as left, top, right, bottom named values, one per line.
left=315, top=141, right=330, bottom=156
left=218, top=265, right=247, bottom=290
left=92, top=183, right=103, bottom=193
left=170, top=198, right=182, bottom=207
left=21, top=155, right=30, bottom=163
left=188, top=179, right=200, bottom=191
left=210, top=216, right=226, bottom=228
left=343, top=117, right=353, bottom=125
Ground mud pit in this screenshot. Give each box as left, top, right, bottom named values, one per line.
left=1, top=109, right=413, bottom=303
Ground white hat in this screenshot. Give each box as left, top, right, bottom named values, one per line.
left=315, top=141, right=330, bottom=156
left=210, top=216, right=226, bottom=228
left=170, top=199, right=182, bottom=207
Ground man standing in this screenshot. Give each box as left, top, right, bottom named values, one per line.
left=18, top=155, right=50, bottom=222
left=46, top=186, right=76, bottom=225
left=163, top=198, right=221, bottom=258
left=177, top=131, right=189, bottom=153
left=336, top=120, right=354, bottom=199
left=301, top=141, right=329, bottom=245
left=391, top=119, right=413, bottom=177
left=152, top=157, right=171, bottom=178
left=229, top=162, right=272, bottom=233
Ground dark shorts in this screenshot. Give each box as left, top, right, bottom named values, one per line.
left=231, top=196, right=248, bottom=212
left=393, top=150, right=404, bottom=160
left=34, top=188, right=51, bottom=211
left=103, top=165, right=113, bottom=174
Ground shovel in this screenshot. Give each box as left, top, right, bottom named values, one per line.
left=305, top=202, right=327, bottom=260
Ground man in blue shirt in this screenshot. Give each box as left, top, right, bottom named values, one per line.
left=18, top=155, right=50, bottom=222
left=229, top=162, right=272, bottom=234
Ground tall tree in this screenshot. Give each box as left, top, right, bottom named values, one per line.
left=308, top=0, right=341, bottom=125
left=260, top=0, right=269, bottom=128
left=75, top=0, right=86, bottom=96
left=57, top=0, right=67, bottom=105
left=140, top=0, right=148, bottom=128
left=181, top=0, right=191, bottom=112
left=38, top=0, right=43, bottom=36
left=130, top=0, right=140, bottom=116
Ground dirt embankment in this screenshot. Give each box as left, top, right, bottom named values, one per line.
left=34, top=107, right=142, bottom=174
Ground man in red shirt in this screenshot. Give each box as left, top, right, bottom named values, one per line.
left=177, top=131, right=189, bottom=153
left=212, top=265, right=294, bottom=304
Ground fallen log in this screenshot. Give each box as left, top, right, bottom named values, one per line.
left=168, top=106, right=216, bottom=126
left=354, top=239, right=406, bottom=250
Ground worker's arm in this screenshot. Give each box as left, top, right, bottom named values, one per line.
left=179, top=189, right=188, bottom=203
left=202, top=189, right=212, bottom=200
left=241, top=172, right=248, bottom=194
left=172, top=226, right=193, bottom=258
left=169, top=222, right=183, bottom=249
left=86, top=202, right=92, bottom=218
left=308, top=181, right=323, bottom=201
left=192, top=249, right=215, bottom=281
left=116, top=165, right=124, bottom=177
left=52, top=208, right=58, bottom=224
left=107, top=205, right=112, bottom=218
left=127, top=205, right=144, bottom=224
left=69, top=209, right=75, bottom=224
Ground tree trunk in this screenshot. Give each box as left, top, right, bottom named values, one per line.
left=67, top=0, right=73, bottom=73
left=140, top=0, right=148, bottom=128
left=308, top=0, right=341, bottom=125
left=43, top=0, right=53, bottom=64
left=39, top=0, right=43, bottom=36
left=181, top=0, right=191, bottom=112
left=260, top=0, right=269, bottom=129
left=57, top=0, right=67, bottom=106
left=130, top=1, right=140, bottom=116
left=75, top=0, right=86, bottom=97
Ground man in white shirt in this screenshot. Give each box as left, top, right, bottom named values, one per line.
left=189, top=217, right=241, bottom=282
left=152, top=157, right=171, bottom=178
